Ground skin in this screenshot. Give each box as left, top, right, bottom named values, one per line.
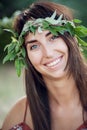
left=2, top=96, right=33, bottom=130
left=25, top=31, right=83, bottom=130
left=25, top=30, right=68, bottom=80
left=2, top=30, right=84, bottom=130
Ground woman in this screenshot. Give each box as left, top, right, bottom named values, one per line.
left=2, top=1, right=87, bottom=130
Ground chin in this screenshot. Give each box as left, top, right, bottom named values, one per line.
left=42, top=70, right=68, bottom=80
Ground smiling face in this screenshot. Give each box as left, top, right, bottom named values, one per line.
left=25, top=30, right=68, bottom=80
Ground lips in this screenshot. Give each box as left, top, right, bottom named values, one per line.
left=45, top=56, right=63, bottom=67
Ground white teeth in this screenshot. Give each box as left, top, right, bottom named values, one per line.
left=46, top=58, right=61, bottom=67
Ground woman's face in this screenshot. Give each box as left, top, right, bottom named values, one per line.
left=25, top=30, right=68, bottom=80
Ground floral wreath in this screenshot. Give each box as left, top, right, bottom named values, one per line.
left=3, top=11, right=87, bottom=76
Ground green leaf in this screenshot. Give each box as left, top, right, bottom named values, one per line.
left=8, top=43, right=16, bottom=53
left=4, top=44, right=10, bottom=51
left=15, top=43, right=20, bottom=52
left=48, top=26, right=58, bottom=36
left=15, top=58, right=26, bottom=77
left=30, top=26, right=36, bottom=34
left=75, top=25, right=87, bottom=37
left=73, top=19, right=82, bottom=24
left=43, top=21, right=49, bottom=29
left=53, top=26, right=66, bottom=35
left=3, top=51, right=16, bottom=63
left=21, top=47, right=26, bottom=57
left=76, top=35, right=87, bottom=47
left=9, top=52, right=16, bottom=61
left=3, top=11, right=87, bottom=77
left=19, top=36, right=24, bottom=45
left=15, top=59, right=22, bottom=77
left=3, top=29, right=17, bottom=37
left=11, top=36, right=18, bottom=42
left=3, top=54, right=11, bottom=64
left=64, top=22, right=75, bottom=36
left=22, top=59, right=28, bottom=69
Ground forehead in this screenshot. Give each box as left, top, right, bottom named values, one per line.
left=25, top=30, right=51, bottom=42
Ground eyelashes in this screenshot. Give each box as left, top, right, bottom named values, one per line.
left=50, top=35, right=59, bottom=41
left=30, top=44, right=39, bottom=50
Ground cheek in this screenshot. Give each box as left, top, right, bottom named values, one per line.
left=63, top=45, right=68, bottom=60
left=27, top=51, right=42, bottom=66
left=56, top=41, right=68, bottom=60
left=64, top=47, right=68, bottom=62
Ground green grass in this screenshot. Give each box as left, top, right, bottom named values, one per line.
left=0, top=64, right=25, bottom=128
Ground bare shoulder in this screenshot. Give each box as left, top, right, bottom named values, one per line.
left=2, top=96, right=27, bottom=130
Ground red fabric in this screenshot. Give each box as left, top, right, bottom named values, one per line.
left=10, top=122, right=32, bottom=130
left=77, top=121, right=87, bottom=130
left=9, top=121, right=87, bottom=130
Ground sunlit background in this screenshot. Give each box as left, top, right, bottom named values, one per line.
left=0, top=0, right=87, bottom=128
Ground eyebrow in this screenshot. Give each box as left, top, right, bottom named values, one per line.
left=46, top=31, right=51, bottom=37
left=25, top=31, right=51, bottom=45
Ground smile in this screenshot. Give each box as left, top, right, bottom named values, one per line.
left=45, top=56, right=63, bottom=67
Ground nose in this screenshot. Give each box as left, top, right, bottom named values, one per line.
left=42, top=44, right=53, bottom=58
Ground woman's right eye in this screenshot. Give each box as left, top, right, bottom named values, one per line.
left=30, top=44, right=38, bottom=50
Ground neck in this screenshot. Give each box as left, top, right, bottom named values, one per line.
left=43, top=75, right=80, bottom=106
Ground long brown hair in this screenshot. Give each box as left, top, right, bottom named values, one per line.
left=14, top=1, right=87, bottom=130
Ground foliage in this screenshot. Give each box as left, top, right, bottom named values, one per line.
left=0, top=11, right=21, bottom=63
left=0, top=0, right=87, bottom=70
left=3, top=11, right=87, bottom=76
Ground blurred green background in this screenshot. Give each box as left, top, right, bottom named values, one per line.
left=0, top=0, right=87, bottom=128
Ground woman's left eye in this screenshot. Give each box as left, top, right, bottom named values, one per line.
left=50, top=35, right=58, bottom=41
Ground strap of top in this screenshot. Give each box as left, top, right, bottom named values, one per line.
left=23, top=99, right=28, bottom=123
